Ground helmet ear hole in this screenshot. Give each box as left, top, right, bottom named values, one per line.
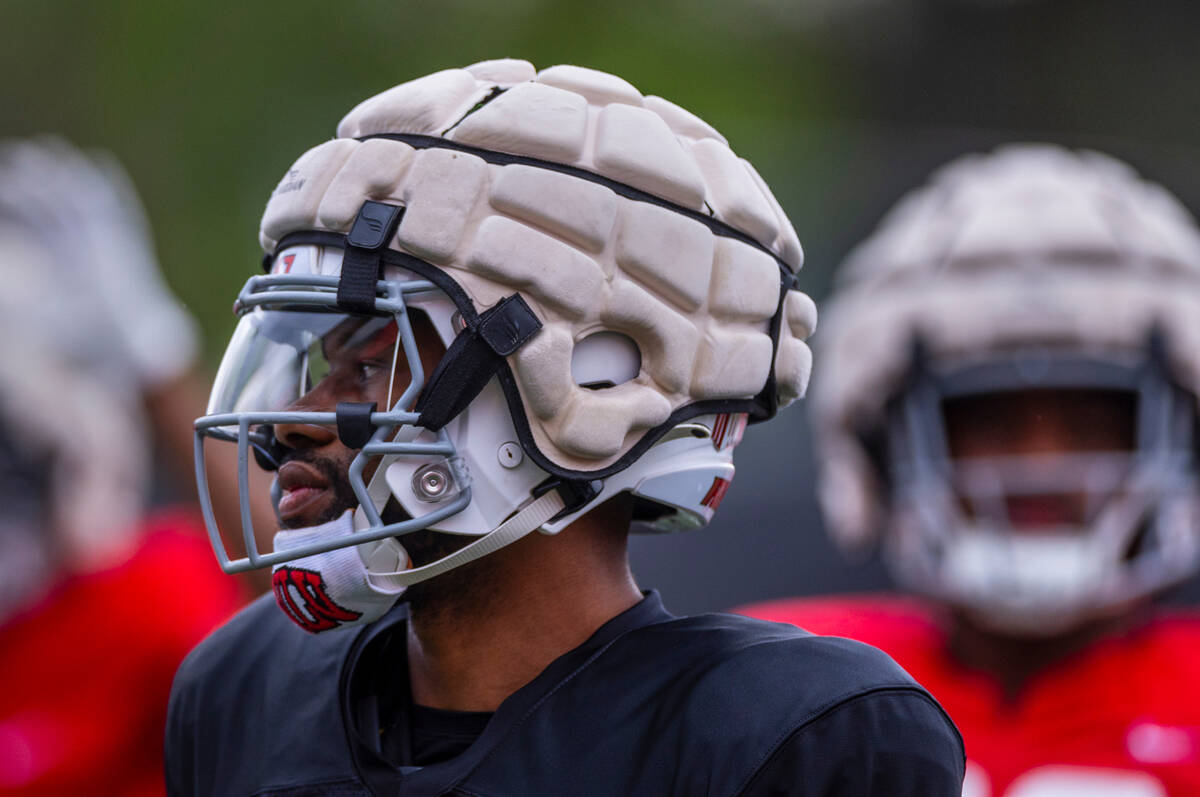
left=571, top=332, right=641, bottom=390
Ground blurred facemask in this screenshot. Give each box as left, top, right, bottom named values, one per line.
left=0, top=434, right=54, bottom=624
left=882, top=342, right=1200, bottom=636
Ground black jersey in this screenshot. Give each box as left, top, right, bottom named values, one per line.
left=166, top=591, right=964, bottom=796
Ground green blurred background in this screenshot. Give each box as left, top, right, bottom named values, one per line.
left=5, top=0, right=1200, bottom=611
left=4, top=0, right=836, bottom=357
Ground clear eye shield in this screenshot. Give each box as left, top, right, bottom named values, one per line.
left=194, top=260, right=471, bottom=574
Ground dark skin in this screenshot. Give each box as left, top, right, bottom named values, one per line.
left=940, top=388, right=1144, bottom=697
left=272, top=312, right=642, bottom=711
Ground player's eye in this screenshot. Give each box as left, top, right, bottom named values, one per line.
left=357, top=360, right=388, bottom=382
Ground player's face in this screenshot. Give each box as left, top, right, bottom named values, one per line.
left=942, top=389, right=1136, bottom=527
left=270, top=312, right=445, bottom=529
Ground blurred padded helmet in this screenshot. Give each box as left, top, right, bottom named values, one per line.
left=812, top=143, right=1200, bottom=635
left=197, top=60, right=815, bottom=586
left=0, top=139, right=162, bottom=612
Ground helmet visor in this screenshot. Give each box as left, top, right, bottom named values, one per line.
left=208, top=309, right=406, bottom=421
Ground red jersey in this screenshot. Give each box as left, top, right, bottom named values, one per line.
left=739, top=594, right=1200, bottom=797
left=0, top=511, right=244, bottom=797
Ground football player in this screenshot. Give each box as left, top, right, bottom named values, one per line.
left=0, top=138, right=243, bottom=795
left=741, top=144, right=1200, bottom=796
left=166, top=60, right=965, bottom=795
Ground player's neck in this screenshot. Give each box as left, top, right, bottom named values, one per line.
left=404, top=496, right=641, bottom=712
left=947, top=610, right=1138, bottom=699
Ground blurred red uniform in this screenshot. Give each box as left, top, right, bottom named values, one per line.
left=740, top=595, right=1200, bottom=797
left=0, top=512, right=242, bottom=797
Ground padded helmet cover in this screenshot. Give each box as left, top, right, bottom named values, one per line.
left=258, top=59, right=814, bottom=477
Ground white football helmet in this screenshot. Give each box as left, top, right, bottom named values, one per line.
left=196, top=60, right=815, bottom=590
left=0, top=138, right=175, bottom=618
left=813, top=144, right=1200, bottom=635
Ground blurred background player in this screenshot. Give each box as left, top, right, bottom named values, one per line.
left=0, top=138, right=246, bottom=796
left=741, top=144, right=1200, bottom=796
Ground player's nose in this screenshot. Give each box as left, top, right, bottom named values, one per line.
left=273, top=420, right=337, bottom=451
left=274, top=391, right=339, bottom=450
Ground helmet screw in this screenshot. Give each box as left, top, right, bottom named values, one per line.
left=413, top=463, right=451, bottom=502
left=497, top=442, right=524, bottom=469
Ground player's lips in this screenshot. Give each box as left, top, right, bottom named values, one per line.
left=276, top=461, right=332, bottom=522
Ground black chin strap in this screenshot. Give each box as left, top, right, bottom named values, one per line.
left=415, top=294, right=542, bottom=431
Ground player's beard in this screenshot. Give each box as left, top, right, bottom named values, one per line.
left=377, top=498, right=499, bottom=624
left=401, top=532, right=501, bottom=624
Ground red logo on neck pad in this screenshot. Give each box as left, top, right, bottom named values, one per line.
left=272, top=566, right=363, bottom=633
